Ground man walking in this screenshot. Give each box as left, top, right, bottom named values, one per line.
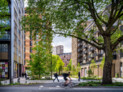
left=78, top=72, right=80, bottom=81
left=53, top=72, right=59, bottom=82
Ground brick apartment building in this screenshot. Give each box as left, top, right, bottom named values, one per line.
left=58, top=53, right=71, bottom=66
left=24, top=31, right=40, bottom=70
left=72, top=20, right=123, bottom=77
left=52, top=45, right=71, bottom=66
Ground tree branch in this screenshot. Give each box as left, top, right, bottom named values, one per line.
left=112, top=0, right=119, bottom=18
left=110, top=20, right=120, bottom=35
left=91, top=0, right=108, bottom=25
left=108, top=0, right=115, bottom=24
left=92, top=37, right=103, bottom=46
left=87, top=2, right=104, bottom=35
left=112, top=35, right=123, bottom=50
left=117, top=6, right=123, bottom=18
left=53, top=31, right=104, bottom=50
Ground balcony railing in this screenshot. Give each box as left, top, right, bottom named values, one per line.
left=78, top=43, right=82, bottom=47
left=0, top=32, right=10, bottom=40
left=78, top=48, right=82, bottom=52
left=98, top=53, right=103, bottom=57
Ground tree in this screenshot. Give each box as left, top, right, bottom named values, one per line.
left=67, top=59, right=72, bottom=71
left=51, top=55, right=64, bottom=74
left=28, top=42, right=50, bottom=79
left=87, top=69, right=93, bottom=77
left=51, top=55, right=58, bottom=72
left=90, top=59, right=97, bottom=75
left=22, top=0, right=123, bottom=84
left=0, top=0, right=10, bottom=36
left=55, top=55, right=64, bottom=74
left=21, top=0, right=53, bottom=78
left=100, top=57, right=105, bottom=69
left=48, top=0, right=123, bottom=84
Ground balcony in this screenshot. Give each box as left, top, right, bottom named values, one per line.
left=78, top=59, right=82, bottom=63
left=0, top=32, right=10, bottom=41
left=84, top=51, right=88, bottom=54
left=90, top=48, right=94, bottom=51
left=78, top=48, right=82, bottom=52
left=98, top=53, right=103, bottom=57
left=112, top=51, right=117, bottom=60
left=78, top=43, right=82, bottom=47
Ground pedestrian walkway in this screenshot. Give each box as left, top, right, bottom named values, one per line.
left=113, top=78, right=123, bottom=83
left=1, top=76, right=123, bottom=86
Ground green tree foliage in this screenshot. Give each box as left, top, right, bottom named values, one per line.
left=48, top=0, right=123, bottom=84
left=89, top=59, right=97, bottom=77
left=22, top=0, right=53, bottom=79
left=28, top=41, right=51, bottom=79
left=87, top=69, right=93, bottom=77
left=0, top=0, right=10, bottom=37
left=100, top=57, right=105, bottom=69
left=65, top=59, right=81, bottom=76
left=67, top=59, right=72, bottom=71
left=22, top=0, right=123, bottom=84
left=54, top=55, right=64, bottom=74
left=90, top=59, right=97, bottom=72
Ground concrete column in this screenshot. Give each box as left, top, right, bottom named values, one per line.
left=10, top=0, right=14, bottom=83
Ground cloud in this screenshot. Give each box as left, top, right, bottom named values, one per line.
left=52, top=35, right=71, bottom=53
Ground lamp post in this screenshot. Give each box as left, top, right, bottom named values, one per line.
left=50, top=51, right=52, bottom=79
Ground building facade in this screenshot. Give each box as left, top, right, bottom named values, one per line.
left=24, top=31, right=40, bottom=70
left=52, top=45, right=64, bottom=55
left=71, top=37, right=78, bottom=66
left=0, top=0, right=25, bottom=80
left=72, top=20, right=123, bottom=77
left=58, top=53, right=71, bottom=66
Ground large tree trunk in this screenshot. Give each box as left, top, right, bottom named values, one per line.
left=102, top=37, right=113, bottom=84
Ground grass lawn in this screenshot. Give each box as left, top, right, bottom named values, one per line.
left=81, top=77, right=102, bottom=80
left=0, top=82, right=42, bottom=86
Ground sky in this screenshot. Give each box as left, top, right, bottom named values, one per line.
left=24, top=0, right=72, bottom=53
left=52, top=35, right=71, bottom=53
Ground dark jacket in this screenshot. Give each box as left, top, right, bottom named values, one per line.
left=54, top=73, right=58, bottom=77
left=78, top=72, right=80, bottom=77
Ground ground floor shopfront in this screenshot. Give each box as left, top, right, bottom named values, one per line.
left=80, top=59, right=123, bottom=78
left=0, top=61, right=24, bottom=79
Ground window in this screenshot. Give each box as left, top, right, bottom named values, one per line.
left=0, top=44, right=8, bottom=52
left=30, top=47, right=32, bottom=53
left=30, top=41, right=32, bottom=46
left=0, top=44, right=8, bottom=59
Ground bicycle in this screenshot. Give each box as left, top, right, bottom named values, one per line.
left=60, top=80, right=76, bottom=88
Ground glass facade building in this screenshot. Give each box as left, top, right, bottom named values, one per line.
left=0, top=0, right=25, bottom=80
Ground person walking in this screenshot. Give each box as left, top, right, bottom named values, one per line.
left=53, top=72, right=59, bottom=82
left=78, top=72, right=80, bottom=81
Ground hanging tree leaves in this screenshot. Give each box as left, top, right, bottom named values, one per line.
left=22, top=0, right=123, bottom=84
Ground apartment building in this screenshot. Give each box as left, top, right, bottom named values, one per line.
left=58, top=53, right=71, bottom=66
left=52, top=45, right=64, bottom=55
left=72, top=20, right=123, bottom=77
left=24, top=31, right=40, bottom=70
left=0, top=0, right=25, bottom=80
left=71, top=38, right=78, bottom=66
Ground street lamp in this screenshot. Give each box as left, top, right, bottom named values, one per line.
left=50, top=51, right=52, bottom=79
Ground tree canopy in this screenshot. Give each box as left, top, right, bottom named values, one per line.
left=22, top=0, right=123, bottom=84
left=0, top=0, right=10, bottom=36
left=52, top=55, right=64, bottom=74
